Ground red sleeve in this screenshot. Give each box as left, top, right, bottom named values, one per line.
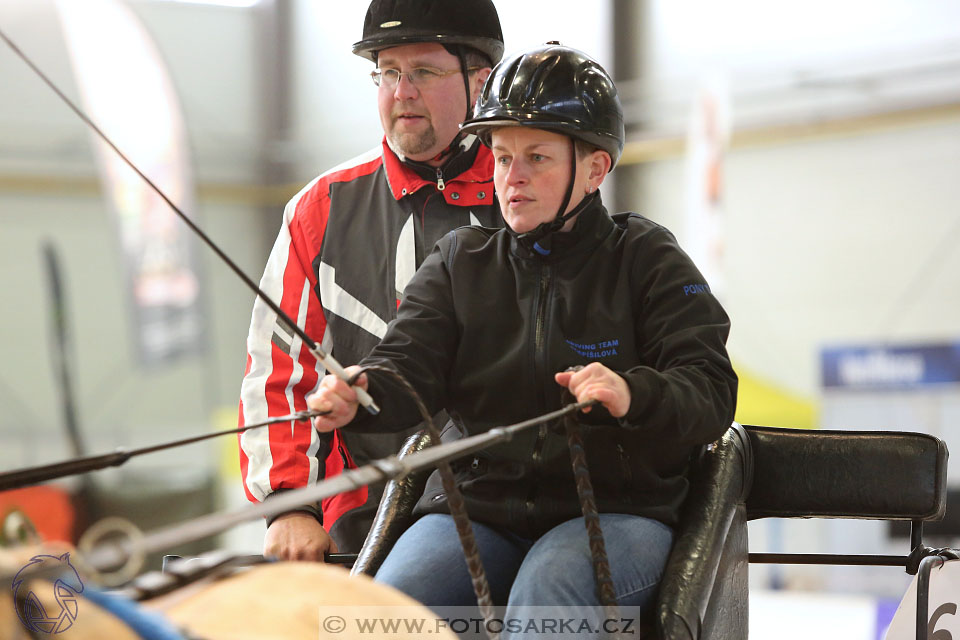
left=237, top=177, right=331, bottom=504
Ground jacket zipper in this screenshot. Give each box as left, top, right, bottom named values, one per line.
left=616, top=443, right=633, bottom=499
left=435, top=167, right=445, bottom=191
left=533, top=266, right=552, bottom=435
left=526, top=266, right=553, bottom=521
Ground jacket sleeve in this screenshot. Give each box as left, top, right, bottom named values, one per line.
left=349, top=234, right=460, bottom=433
left=618, top=224, right=738, bottom=447
left=237, top=181, right=333, bottom=519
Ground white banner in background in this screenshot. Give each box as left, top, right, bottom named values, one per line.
left=885, top=559, right=960, bottom=639
left=56, top=0, right=205, bottom=366
left=683, top=76, right=731, bottom=300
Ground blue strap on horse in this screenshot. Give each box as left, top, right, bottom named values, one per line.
left=80, top=587, right=187, bottom=640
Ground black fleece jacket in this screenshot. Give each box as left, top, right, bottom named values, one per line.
left=349, top=193, right=738, bottom=538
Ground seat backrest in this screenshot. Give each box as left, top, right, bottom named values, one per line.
left=744, top=426, right=948, bottom=521
left=655, top=424, right=950, bottom=640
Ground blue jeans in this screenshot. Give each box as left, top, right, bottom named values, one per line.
left=375, top=513, right=674, bottom=637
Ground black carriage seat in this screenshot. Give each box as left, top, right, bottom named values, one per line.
left=352, top=424, right=950, bottom=640
left=659, top=425, right=948, bottom=640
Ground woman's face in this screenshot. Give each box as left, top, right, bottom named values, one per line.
left=491, top=127, right=605, bottom=234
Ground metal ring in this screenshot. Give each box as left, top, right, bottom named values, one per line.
left=76, top=517, right=145, bottom=587
left=1, top=509, right=41, bottom=547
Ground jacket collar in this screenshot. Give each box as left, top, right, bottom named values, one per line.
left=509, top=192, right=615, bottom=262
left=381, top=136, right=496, bottom=207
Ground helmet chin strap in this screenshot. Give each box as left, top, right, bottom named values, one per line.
left=425, top=44, right=474, bottom=161
left=514, top=138, right=592, bottom=256
left=456, top=46, right=473, bottom=123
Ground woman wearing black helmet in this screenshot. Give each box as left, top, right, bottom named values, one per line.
left=309, top=44, right=737, bottom=628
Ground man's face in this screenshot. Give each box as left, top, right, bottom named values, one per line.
left=376, top=43, right=487, bottom=163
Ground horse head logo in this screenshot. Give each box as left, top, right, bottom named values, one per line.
left=11, top=552, right=84, bottom=634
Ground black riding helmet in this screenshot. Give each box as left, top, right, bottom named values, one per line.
left=461, top=43, right=624, bottom=167
left=354, top=0, right=504, bottom=128
left=353, top=0, right=504, bottom=64
left=460, top=43, right=625, bottom=254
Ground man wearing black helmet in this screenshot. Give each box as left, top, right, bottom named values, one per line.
left=238, top=0, right=505, bottom=562
left=309, top=44, right=737, bottom=625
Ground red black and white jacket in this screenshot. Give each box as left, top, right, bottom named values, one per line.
left=238, top=136, right=500, bottom=551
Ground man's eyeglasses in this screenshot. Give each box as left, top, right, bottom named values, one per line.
left=371, top=67, right=481, bottom=90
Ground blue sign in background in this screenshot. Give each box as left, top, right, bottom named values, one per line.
left=821, top=342, right=960, bottom=389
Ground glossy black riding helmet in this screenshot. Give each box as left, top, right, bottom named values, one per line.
left=353, top=0, right=504, bottom=123
left=460, top=43, right=625, bottom=253
left=461, top=43, right=623, bottom=167
left=352, top=0, right=504, bottom=64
